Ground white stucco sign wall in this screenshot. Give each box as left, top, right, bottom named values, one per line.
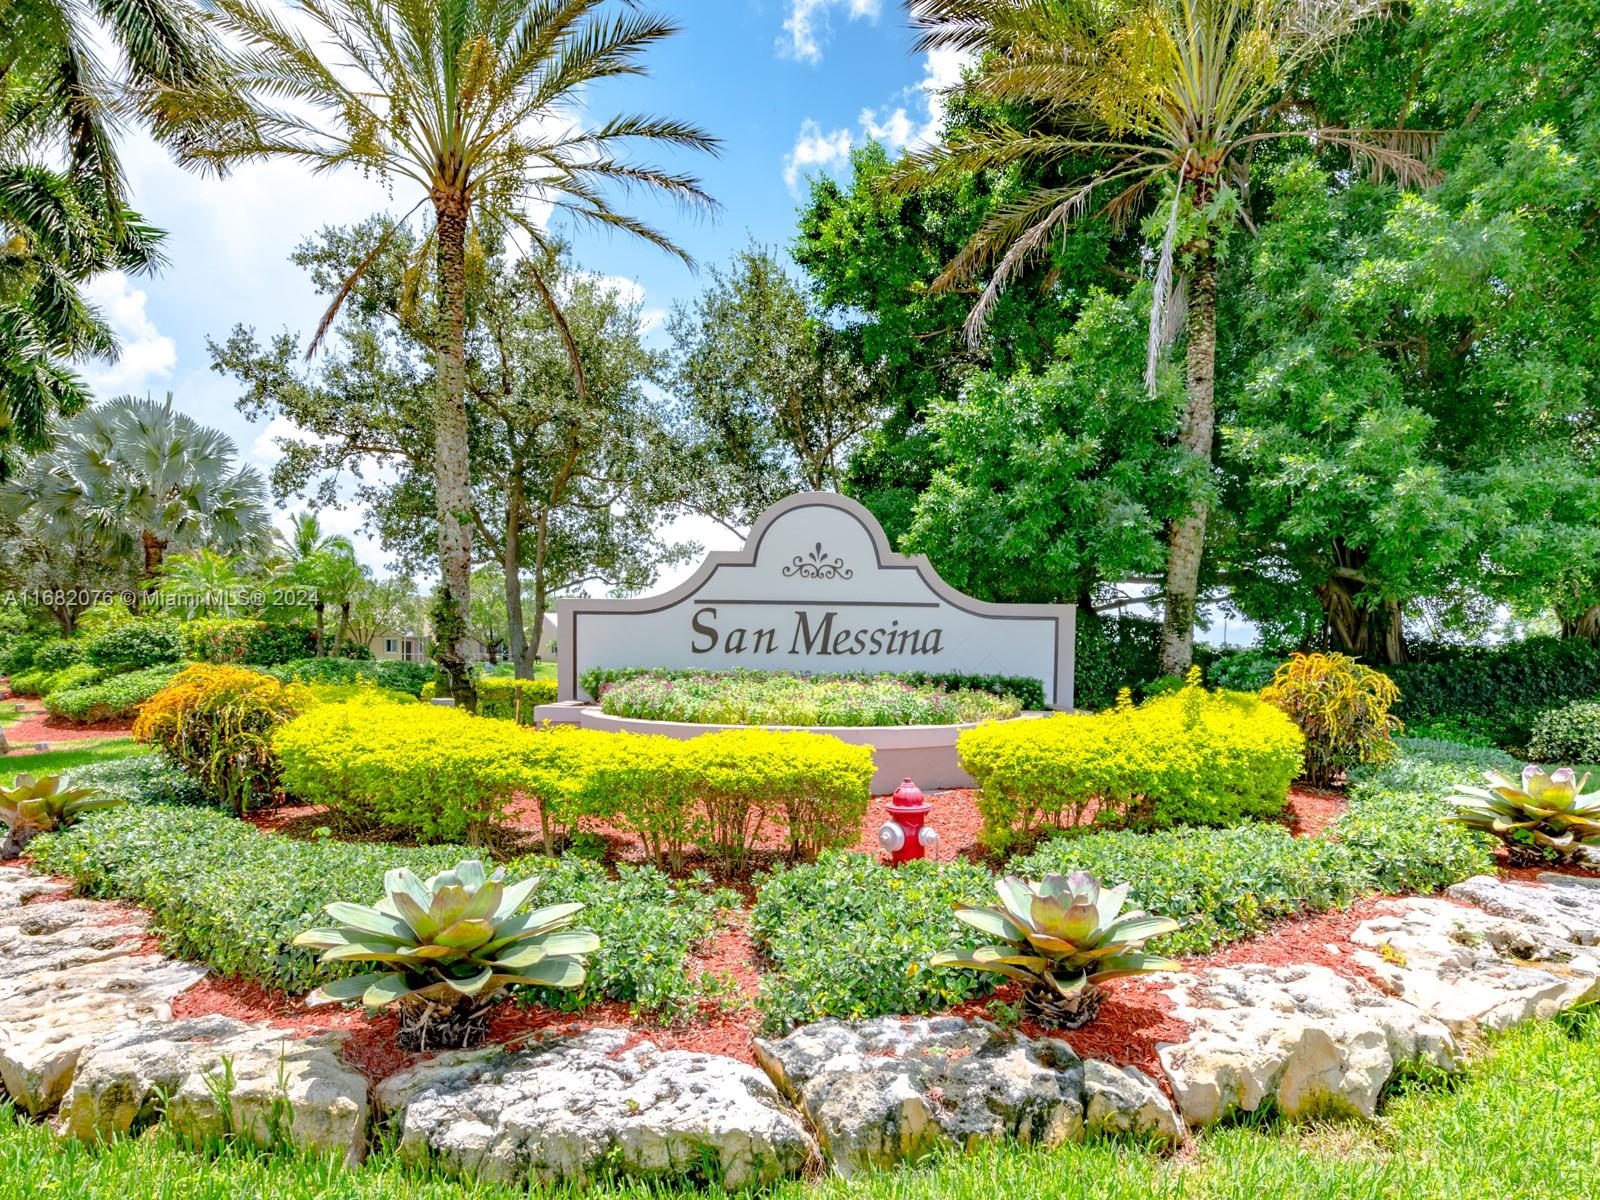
left=557, top=492, right=1075, bottom=708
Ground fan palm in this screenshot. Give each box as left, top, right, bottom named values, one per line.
left=902, top=0, right=1437, bottom=673
left=184, top=0, right=719, bottom=701
left=0, top=394, right=273, bottom=587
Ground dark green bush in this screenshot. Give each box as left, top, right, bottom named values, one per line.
left=1333, top=737, right=1505, bottom=891
left=84, top=621, right=183, bottom=671
left=30, top=639, right=83, bottom=673
left=0, top=634, right=48, bottom=676
left=30, top=803, right=735, bottom=1019
left=1071, top=614, right=1164, bottom=710
left=1206, top=648, right=1282, bottom=693
left=243, top=623, right=317, bottom=665
left=1382, top=636, right=1600, bottom=748
left=264, top=657, right=433, bottom=696
left=1527, top=702, right=1600, bottom=766
left=751, top=853, right=997, bottom=1032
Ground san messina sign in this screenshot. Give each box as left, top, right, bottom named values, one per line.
left=556, top=492, right=1076, bottom=709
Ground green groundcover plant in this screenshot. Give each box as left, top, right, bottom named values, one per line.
left=29, top=804, right=736, bottom=1020
left=753, top=739, right=1499, bottom=1031
left=43, top=665, right=182, bottom=722
left=595, top=669, right=1022, bottom=727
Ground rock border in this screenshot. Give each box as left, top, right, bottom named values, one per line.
left=4, top=864, right=1599, bottom=1184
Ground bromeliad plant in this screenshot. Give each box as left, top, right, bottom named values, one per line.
left=0, top=774, right=123, bottom=858
left=1444, top=766, right=1600, bottom=867
left=930, top=872, right=1180, bottom=1029
left=294, top=860, right=598, bottom=1050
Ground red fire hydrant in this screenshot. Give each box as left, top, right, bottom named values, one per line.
left=878, top=778, right=939, bottom=864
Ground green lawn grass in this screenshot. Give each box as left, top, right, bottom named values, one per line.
left=0, top=739, right=144, bottom=785
left=2, top=1010, right=1595, bottom=1199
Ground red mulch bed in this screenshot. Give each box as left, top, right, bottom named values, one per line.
left=953, top=977, right=1188, bottom=1084
left=1283, top=786, right=1347, bottom=837
left=1, top=703, right=134, bottom=751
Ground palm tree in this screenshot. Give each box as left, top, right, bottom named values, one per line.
left=1, top=0, right=221, bottom=215
left=0, top=394, right=274, bottom=590
left=157, top=548, right=254, bottom=617
left=903, top=0, right=1436, bottom=673
left=185, top=0, right=719, bottom=702
left=273, top=513, right=360, bottom=655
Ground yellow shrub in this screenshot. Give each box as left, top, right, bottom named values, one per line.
left=273, top=700, right=540, bottom=843
left=1261, top=652, right=1401, bottom=786
left=958, top=673, right=1305, bottom=852
left=134, top=664, right=311, bottom=813
left=274, top=701, right=873, bottom=865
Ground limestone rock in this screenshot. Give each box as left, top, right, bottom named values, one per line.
left=0, top=952, right=205, bottom=1115
left=1081, top=1059, right=1182, bottom=1143
left=1351, top=898, right=1600, bottom=1037
left=59, top=1015, right=368, bottom=1164
left=0, top=868, right=73, bottom=908
left=1445, top=875, right=1600, bottom=945
left=754, top=1016, right=1083, bottom=1176
left=377, top=1028, right=815, bottom=1189
left=1157, top=963, right=1458, bottom=1127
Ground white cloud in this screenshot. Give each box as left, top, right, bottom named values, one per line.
left=783, top=118, right=854, bottom=193
left=249, top=413, right=319, bottom=469
left=77, top=271, right=177, bottom=397
left=858, top=47, right=978, bottom=154
left=780, top=0, right=882, bottom=65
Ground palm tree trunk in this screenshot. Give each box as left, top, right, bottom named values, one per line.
left=433, top=193, right=476, bottom=708
left=1158, top=253, right=1217, bottom=676
left=314, top=602, right=327, bottom=656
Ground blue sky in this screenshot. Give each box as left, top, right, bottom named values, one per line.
left=80, top=1, right=966, bottom=576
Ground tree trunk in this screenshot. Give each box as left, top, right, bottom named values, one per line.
left=503, top=474, right=537, bottom=680
left=433, top=191, right=476, bottom=709
left=1316, top=577, right=1409, bottom=664
left=335, top=603, right=351, bottom=655
left=140, top=529, right=167, bottom=578
left=1158, top=252, right=1217, bottom=676
left=532, top=508, right=551, bottom=665
left=1559, top=604, right=1600, bottom=643
left=313, top=602, right=327, bottom=656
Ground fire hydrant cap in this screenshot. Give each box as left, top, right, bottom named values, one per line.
left=891, top=778, right=927, bottom=809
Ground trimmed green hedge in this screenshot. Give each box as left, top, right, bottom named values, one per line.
left=42, top=664, right=181, bottom=721
left=752, top=854, right=996, bottom=1032
left=1382, top=636, right=1600, bottom=748
left=30, top=804, right=736, bottom=1019
left=84, top=621, right=183, bottom=671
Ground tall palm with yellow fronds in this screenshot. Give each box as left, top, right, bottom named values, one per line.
left=186, top=0, right=718, bottom=702
left=902, top=0, right=1436, bottom=673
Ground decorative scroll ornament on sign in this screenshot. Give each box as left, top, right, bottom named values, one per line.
left=783, top=542, right=853, bottom=581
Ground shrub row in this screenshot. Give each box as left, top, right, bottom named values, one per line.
left=1381, top=636, right=1600, bottom=748
left=273, top=701, right=875, bottom=866
left=265, top=657, right=435, bottom=696
left=958, top=682, right=1304, bottom=851
left=579, top=666, right=1047, bottom=711
left=751, top=738, right=1499, bottom=1032
left=42, top=664, right=182, bottom=721
left=475, top=677, right=559, bottom=721
left=28, top=803, right=735, bottom=1018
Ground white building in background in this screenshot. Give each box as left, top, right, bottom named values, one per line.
left=368, top=614, right=557, bottom=664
